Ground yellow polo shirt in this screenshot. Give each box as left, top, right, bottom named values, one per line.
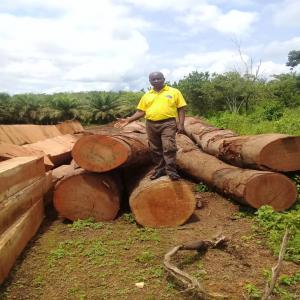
left=137, top=85, right=187, bottom=121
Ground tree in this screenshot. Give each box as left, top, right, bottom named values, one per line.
left=172, top=71, right=215, bottom=116
left=286, top=50, right=300, bottom=70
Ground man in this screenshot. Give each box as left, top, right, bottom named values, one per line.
left=115, top=71, right=186, bottom=180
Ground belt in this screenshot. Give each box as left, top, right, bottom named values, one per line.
left=146, top=117, right=176, bottom=123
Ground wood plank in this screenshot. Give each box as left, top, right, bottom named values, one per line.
left=23, top=134, right=79, bottom=166
left=0, top=176, right=46, bottom=235
left=0, top=156, right=45, bottom=202
left=0, top=142, right=54, bottom=170
left=0, top=199, right=44, bottom=284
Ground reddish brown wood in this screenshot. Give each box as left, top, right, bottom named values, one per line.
left=176, top=134, right=297, bottom=211
left=127, top=167, right=196, bottom=227
left=0, top=199, right=44, bottom=284
left=72, top=131, right=150, bottom=173
left=53, top=168, right=121, bottom=221
left=184, top=117, right=300, bottom=172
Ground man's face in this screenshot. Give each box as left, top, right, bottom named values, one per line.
left=149, top=72, right=165, bottom=90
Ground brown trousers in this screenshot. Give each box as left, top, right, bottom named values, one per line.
left=146, top=118, right=178, bottom=176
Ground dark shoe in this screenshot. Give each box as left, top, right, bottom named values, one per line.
left=168, top=173, right=181, bottom=181
left=150, top=170, right=166, bottom=180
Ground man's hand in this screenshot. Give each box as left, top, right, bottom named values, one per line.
left=114, top=118, right=130, bottom=128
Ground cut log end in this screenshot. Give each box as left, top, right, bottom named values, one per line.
left=54, top=173, right=120, bottom=221
left=260, top=136, right=300, bottom=171
left=245, top=173, right=297, bottom=211
left=130, top=177, right=196, bottom=228
left=72, top=135, right=130, bottom=172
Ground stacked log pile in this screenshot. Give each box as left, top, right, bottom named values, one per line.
left=0, top=120, right=84, bottom=284
left=54, top=124, right=196, bottom=227
left=0, top=156, right=51, bottom=284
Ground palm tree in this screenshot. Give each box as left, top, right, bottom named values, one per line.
left=86, top=92, right=122, bottom=124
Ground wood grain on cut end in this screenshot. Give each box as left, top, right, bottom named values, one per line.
left=72, top=135, right=130, bottom=172
left=260, top=136, right=300, bottom=171
left=54, top=172, right=120, bottom=221
left=130, top=177, right=196, bottom=228
left=245, top=173, right=297, bottom=211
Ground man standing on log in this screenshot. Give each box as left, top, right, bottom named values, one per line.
left=115, top=71, right=187, bottom=181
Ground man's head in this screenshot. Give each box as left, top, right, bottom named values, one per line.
left=149, top=72, right=165, bottom=91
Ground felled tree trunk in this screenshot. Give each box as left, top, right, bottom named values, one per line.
left=184, top=117, right=300, bottom=172
left=72, top=131, right=150, bottom=173
left=53, top=168, right=121, bottom=221
left=176, top=134, right=297, bottom=211
left=126, top=166, right=196, bottom=228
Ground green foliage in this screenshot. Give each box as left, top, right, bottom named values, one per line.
left=286, top=50, right=300, bottom=69
left=254, top=205, right=300, bottom=262
left=279, top=273, right=300, bottom=286
left=136, top=251, right=156, bottom=263
left=68, top=218, right=103, bottom=231
left=244, top=283, right=262, bottom=299
left=195, top=182, right=209, bottom=192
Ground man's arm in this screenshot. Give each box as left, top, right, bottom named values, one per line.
left=114, top=110, right=145, bottom=128
left=177, top=107, right=185, bottom=133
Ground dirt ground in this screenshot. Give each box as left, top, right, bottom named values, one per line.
left=0, top=189, right=299, bottom=300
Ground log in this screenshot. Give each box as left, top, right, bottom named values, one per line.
left=127, top=167, right=196, bottom=228
left=0, top=124, right=62, bottom=145
left=53, top=168, right=121, bottom=221
left=72, top=131, right=150, bottom=172
left=0, top=156, right=45, bottom=202
left=0, top=142, right=54, bottom=170
left=0, top=175, right=46, bottom=235
left=176, top=134, right=297, bottom=211
left=0, top=199, right=44, bottom=284
left=23, top=134, right=79, bottom=167
left=184, top=117, right=300, bottom=172
left=56, top=120, right=84, bottom=135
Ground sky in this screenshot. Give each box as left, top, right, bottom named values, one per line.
left=0, top=0, right=299, bottom=94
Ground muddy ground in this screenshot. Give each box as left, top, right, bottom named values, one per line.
left=0, top=189, right=299, bottom=300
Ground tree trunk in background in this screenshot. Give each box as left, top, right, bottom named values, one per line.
left=184, top=117, right=300, bottom=172
left=176, top=134, right=297, bottom=211
left=72, top=130, right=150, bottom=173
left=126, top=166, right=196, bottom=228
left=53, top=168, right=121, bottom=221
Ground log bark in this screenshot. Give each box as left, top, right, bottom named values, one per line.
left=176, top=134, right=297, bottom=211
left=0, top=199, right=44, bottom=284
left=127, top=167, right=196, bottom=228
left=53, top=168, right=121, bottom=221
left=184, top=117, right=300, bottom=172
left=72, top=131, right=150, bottom=173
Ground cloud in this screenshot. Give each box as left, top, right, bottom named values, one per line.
left=0, top=0, right=151, bottom=93
left=272, top=0, right=300, bottom=27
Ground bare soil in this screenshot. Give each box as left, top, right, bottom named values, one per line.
left=0, top=190, right=299, bottom=300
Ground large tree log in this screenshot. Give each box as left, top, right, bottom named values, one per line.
left=72, top=131, right=150, bottom=172
left=53, top=168, right=121, bottom=221
left=176, top=134, right=297, bottom=211
left=127, top=167, right=196, bottom=228
left=184, top=117, right=300, bottom=172
left=0, top=156, right=45, bottom=202
left=0, top=199, right=44, bottom=284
